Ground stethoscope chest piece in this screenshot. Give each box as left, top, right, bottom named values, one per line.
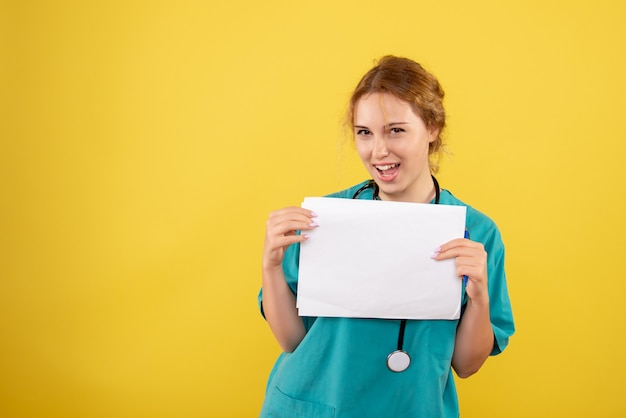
left=387, top=350, right=411, bottom=372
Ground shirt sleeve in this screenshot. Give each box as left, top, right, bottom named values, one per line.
left=483, top=226, right=515, bottom=355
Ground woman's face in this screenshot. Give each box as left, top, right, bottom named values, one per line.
left=353, top=92, right=437, bottom=203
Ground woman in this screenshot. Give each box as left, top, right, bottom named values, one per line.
left=259, top=55, right=514, bottom=417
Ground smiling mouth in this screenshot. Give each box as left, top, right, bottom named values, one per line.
left=375, top=163, right=399, bottom=172
left=373, top=163, right=400, bottom=181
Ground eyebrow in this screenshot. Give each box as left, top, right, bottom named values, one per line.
left=353, top=122, right=409, bottom=129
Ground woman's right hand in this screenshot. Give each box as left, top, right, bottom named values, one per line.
left=263, top=207, right=318, bottom=271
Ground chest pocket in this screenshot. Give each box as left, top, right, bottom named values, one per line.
left=263, top=386, right=336, bottom=418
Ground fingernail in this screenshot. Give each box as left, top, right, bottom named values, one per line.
left=430, top=253, right=439, bottom=259
left=310, top=211, right=318, bottom=217
left=303, top=234, right=310, bottom=239
left=433, top=246, right=441, bottom=253
left=309, top=221, right=320, bottom=227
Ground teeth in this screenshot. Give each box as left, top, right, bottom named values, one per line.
left=376, top=164, right=397, bottom=171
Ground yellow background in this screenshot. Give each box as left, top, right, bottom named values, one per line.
left=2, top=0, right=625, bottom=417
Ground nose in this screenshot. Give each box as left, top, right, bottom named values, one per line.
left=372, top=135, right=389, bottom=159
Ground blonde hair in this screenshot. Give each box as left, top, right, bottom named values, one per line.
left=346, top=56, right=447, bottom=173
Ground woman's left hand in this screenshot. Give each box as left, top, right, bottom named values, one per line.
left=432, top=238, right=489, bottom=305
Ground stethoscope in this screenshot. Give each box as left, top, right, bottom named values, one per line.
left=352, top=176, right=441, bottom=373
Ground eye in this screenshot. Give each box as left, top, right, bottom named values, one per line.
left=356, top=129, right=371, bottom=136
left=389, top=127, right=405, bottom=134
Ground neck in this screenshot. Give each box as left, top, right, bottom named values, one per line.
left=378, top=175, right=439, bottom=204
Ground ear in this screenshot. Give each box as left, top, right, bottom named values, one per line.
left=428, top=127, right=440, bottom=143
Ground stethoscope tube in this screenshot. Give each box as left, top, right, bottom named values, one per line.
left=352, top=176, right=440, bottom=203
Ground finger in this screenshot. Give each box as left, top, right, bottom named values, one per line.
left=269, top=206, right=317, bottom=221
left=456, top=265, right=485, bottom=280
left=432, top=240, right=485, bottom=260
left=264, top=230, right=312, bottom=267
left=437, top=237, right=482, bottom=252
left=267, top=218, right=319, bottom=239
left=266, top=232, right=310, bottom=250
left=267, top=207, right=318, bottom=229
left=455, top=254, right=486, bottom=267
left=268, top=209, right=316, bottom=227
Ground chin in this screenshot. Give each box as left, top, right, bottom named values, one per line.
left=379, top=185, right=404, bottom=199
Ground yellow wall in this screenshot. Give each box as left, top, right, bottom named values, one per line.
left=2, top=1, right=625, bottom=416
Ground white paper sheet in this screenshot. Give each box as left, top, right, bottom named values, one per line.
left=297, top=197, right=467, bottom=320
